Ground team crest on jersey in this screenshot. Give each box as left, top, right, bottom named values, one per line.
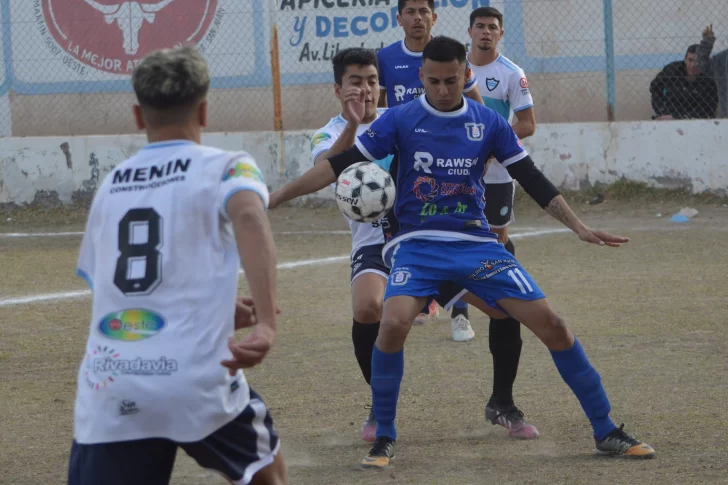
left=465, top=123, right=485, bottom=141
left=485, top=78, right=500, bottom=91
left=223, top=161, right=263, bottom=183
left=413, top=176, right=439, bottom=202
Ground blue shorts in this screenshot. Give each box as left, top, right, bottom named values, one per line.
left=386, top=238, right=545, bottom=311
left=67, top=388, right=279, bottom=485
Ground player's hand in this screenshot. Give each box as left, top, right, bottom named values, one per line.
left=234, top=296, right=281, bottom=330
left=703, top=24, right=715, bottom=41
left=576, top=227, right=630, bottom=247
left=221, top=325, right=276, bottom=374
left=342, top=87, right=366, bottom=125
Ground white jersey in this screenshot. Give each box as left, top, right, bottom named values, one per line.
left=469, top=53, right=534, bottom=184
left=73, top=140, right=269, bottom=445
left=310, top=109, right=394, bottom=255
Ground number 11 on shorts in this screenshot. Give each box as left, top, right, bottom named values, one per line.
left=508, top=268, right=534, bottom=294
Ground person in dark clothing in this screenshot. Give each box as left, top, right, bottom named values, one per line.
left=650, top=44, right=718, bottom=120
left=697, top=24, right=728, bottom=118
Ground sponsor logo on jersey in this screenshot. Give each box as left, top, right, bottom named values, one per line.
left=119, top=399, right=140, bottom=416
left=413, top=176, right=439, bottom=202
left=84, top=345, right=179, bottom=391
left=485, top=77, right=500, bottom=91
left=520, top=77, right=529, bottom=89
left=311, top=132, right=332, bottom=150
left=223, top=161, right=264, bottom=183
left=394, top=85, right=425, bottom=102
left=98, top=309, right=166, bottom=341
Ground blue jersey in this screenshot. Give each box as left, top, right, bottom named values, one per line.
left=377, top=40, right=478, bottom=107
left=354, top=95, right=528, bottom=259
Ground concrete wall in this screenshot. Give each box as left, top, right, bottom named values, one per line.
left=1, top=119, right=725, bottom=208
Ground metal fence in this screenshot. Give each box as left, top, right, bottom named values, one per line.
left=0, top=0, right=725, bottom=137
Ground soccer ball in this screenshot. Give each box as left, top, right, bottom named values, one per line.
left=335, top=162, right=395, bottom=223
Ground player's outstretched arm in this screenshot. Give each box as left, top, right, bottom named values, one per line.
left=269, top=161, right=338, bottom=209
left=222, top=191, right=278, bottom=373
left=506, top=157, right=629, bottom=247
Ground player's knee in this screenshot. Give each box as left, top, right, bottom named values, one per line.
left=353, top=298, right=383, bottom=323
left=542, top=313, right=573, bottom=351
left=381, top=313, right=413, bottom=337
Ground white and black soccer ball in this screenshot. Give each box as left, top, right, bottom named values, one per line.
left=335, top=162, right=395, bottom=223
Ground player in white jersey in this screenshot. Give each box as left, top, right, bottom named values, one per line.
left=67, top=46, right=287, bottom=485
left=308, top=48, right=391, bottom=443
left=457, top=6, right=541, bottom=439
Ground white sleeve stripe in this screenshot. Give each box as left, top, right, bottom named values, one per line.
left=463, top=82, right=476, bottom=92
left=222, top=185, right=270, bottom=219
left=513, top=104, right=534, bottom=112
left=500, top=150, right=529, bottom=167
left=354, top=138, right=377, bottom=162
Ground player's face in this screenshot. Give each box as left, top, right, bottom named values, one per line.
left=335, top=64, right=379, bottom=117
left=398, top=1, right=437, bottom=40
left=468, top=16, right=503, bottom=51
left=420, top=59, right=466, bottom=111
left=685, top=52, right=700, bottom=77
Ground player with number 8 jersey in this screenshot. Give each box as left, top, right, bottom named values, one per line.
left=69, top=46, right=287, bottom=485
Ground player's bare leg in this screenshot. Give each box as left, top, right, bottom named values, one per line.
left=351, top=272, right=386, bottom=443
left=249, top=450, right=288, bottom=485
left=362, top=295, right=428, bottom=469
left=496, top=297, right=655, bottom=458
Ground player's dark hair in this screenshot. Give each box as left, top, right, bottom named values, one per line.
left=685, top=44, right=699, bottom=57
left=470, top=6, right=503, bottom=28
left=132, top=45, right=210, bottom=125
left=422, top=36, right=467, bottom=64
left=332, top=47, right=378, bottom=86
left=398, top=0, right=435, bottom=14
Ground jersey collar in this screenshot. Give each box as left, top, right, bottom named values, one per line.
left=467, top=52, right=501, bottom=68
left=400, top=39, right=423, bottom=57
left=142, top=140, right=197, bottom=150
left=419, top=95, right=468, bottom=118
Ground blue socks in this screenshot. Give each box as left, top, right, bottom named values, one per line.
left=370, top=346, right=404, bottom=440
left=550, top=338, right=616, bottom=440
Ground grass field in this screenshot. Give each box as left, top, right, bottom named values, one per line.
left=1, top=201, right=727, bottom=485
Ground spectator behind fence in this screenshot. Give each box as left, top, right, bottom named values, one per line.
left=697, top=24, right=728, bottom=118
left=650, top=44, right=718, bottom=120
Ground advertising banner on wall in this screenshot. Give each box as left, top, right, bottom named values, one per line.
left=275, top=0, right=497, bottom=85
left=9, top=0, right=270, bottom=93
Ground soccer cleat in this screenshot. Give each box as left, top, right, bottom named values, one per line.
left=361, top=436, right=396, bottom=469
left=360, top=408, right=376, bottom=443
left=595, top=424, right=656, bottom=459
left=413, top=300, right=440, bottom=326
left=451, top=314, right=475, bottom=342
left=485, top=402, right=540, bottom=439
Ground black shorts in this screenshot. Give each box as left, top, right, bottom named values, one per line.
left=433, top=280, right=468, bottom=310
left=67, top=388, right=280, bottom=485
left=484, top=181, right=516, bottom=228
left=351, top=244, right=389, bottom=284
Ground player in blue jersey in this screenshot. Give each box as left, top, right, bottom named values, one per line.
left=377, top=0, right=484, bottom=338
left=270, top=36, right=656, bottom=467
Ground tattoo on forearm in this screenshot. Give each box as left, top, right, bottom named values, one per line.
left=545, top=197, right=571, bottom=226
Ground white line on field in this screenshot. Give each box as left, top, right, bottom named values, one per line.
left=0, top=228, right=567, bottom=308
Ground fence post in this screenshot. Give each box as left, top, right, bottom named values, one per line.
left=270, top=14, right=285, bottom=175
left=602, top=0, right=616, bottom=121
